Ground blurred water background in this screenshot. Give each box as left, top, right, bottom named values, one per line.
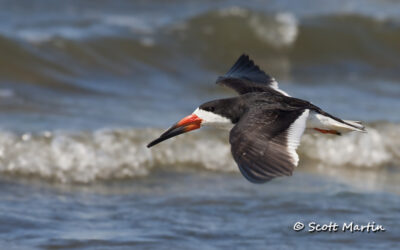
left=0, top=0, right=399, bottom=249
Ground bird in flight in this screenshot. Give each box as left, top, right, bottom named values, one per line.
left=147, top=54, right=365, bottom=183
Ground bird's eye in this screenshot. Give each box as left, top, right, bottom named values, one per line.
left=206, top=106, right=215, bottom=112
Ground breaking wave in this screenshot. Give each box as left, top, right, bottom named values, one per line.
left=2, top=9, right=400, bottom=90
left=0, top=122, right=398, bottom=183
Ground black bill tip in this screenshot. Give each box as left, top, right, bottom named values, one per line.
left=146, top=124, right=187, bottom=148
left=147, top=138, right=163, bottom=148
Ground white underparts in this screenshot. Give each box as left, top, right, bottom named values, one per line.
left=193, top=108, right=234, bottom=129
left=286, top=109, right=309, bottom=166
left=285, top=109, right=365, bottom=166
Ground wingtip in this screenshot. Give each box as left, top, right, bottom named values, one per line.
left=358, top=124, right=367, bottom=133
left=236, top=53, right=253, bottom=65
left=240, top=53, right=253, bottom=63
left=239, top=53, right=249, bottom=59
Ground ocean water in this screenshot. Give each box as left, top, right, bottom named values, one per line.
left=0, top=0, right=399, bottom=249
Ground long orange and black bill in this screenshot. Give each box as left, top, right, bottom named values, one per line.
left=147, top=114, right=202, bottom=148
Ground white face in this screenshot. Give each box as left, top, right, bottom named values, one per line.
left=193, top=108, right=233, bottom=129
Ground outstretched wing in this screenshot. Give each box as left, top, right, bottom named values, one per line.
left=229, top=108, right=309, bottom=183
left=216, top=54, right=289, bottom=96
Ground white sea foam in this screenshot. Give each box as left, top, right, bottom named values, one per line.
left=14, top=26, right=106, bottom=43
left=248, top=12, right=298, bottom=48
left=0, top=129, right=234, bottom=183
left=217, top=7, right=299, bottom=48
left=0, top=123, right=398, bottom=183
left=102, top=15, right=156, bottom=34
left=300, top=124, right=400, bottom=168
left=218, top=6, right=250, bottom=18
left=8, top=14, right=159, bottom=44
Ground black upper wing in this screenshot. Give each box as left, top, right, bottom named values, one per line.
left=216, top=54, right=288, bottom=96
left=229, top=107, right=309, bottom=183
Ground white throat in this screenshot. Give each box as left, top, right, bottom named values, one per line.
left=193, top=108, right=233, bottom=129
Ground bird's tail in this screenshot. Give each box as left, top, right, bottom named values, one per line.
left=306, top=110, right=367, bottom=135
left=342, top=120, right=366, bottom=132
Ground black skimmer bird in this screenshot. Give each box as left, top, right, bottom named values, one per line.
left=147, top=54, right=365, bottom=183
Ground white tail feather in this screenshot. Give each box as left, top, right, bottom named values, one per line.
left=306, top=111, right=366, bottom=134
left=343, top=120, right=366, bottom=132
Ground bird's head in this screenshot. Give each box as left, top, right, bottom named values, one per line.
left=147, top=99, right=240, bottom=148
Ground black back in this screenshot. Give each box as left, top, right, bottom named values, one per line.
left=199, top=92, right=312, bottom=124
